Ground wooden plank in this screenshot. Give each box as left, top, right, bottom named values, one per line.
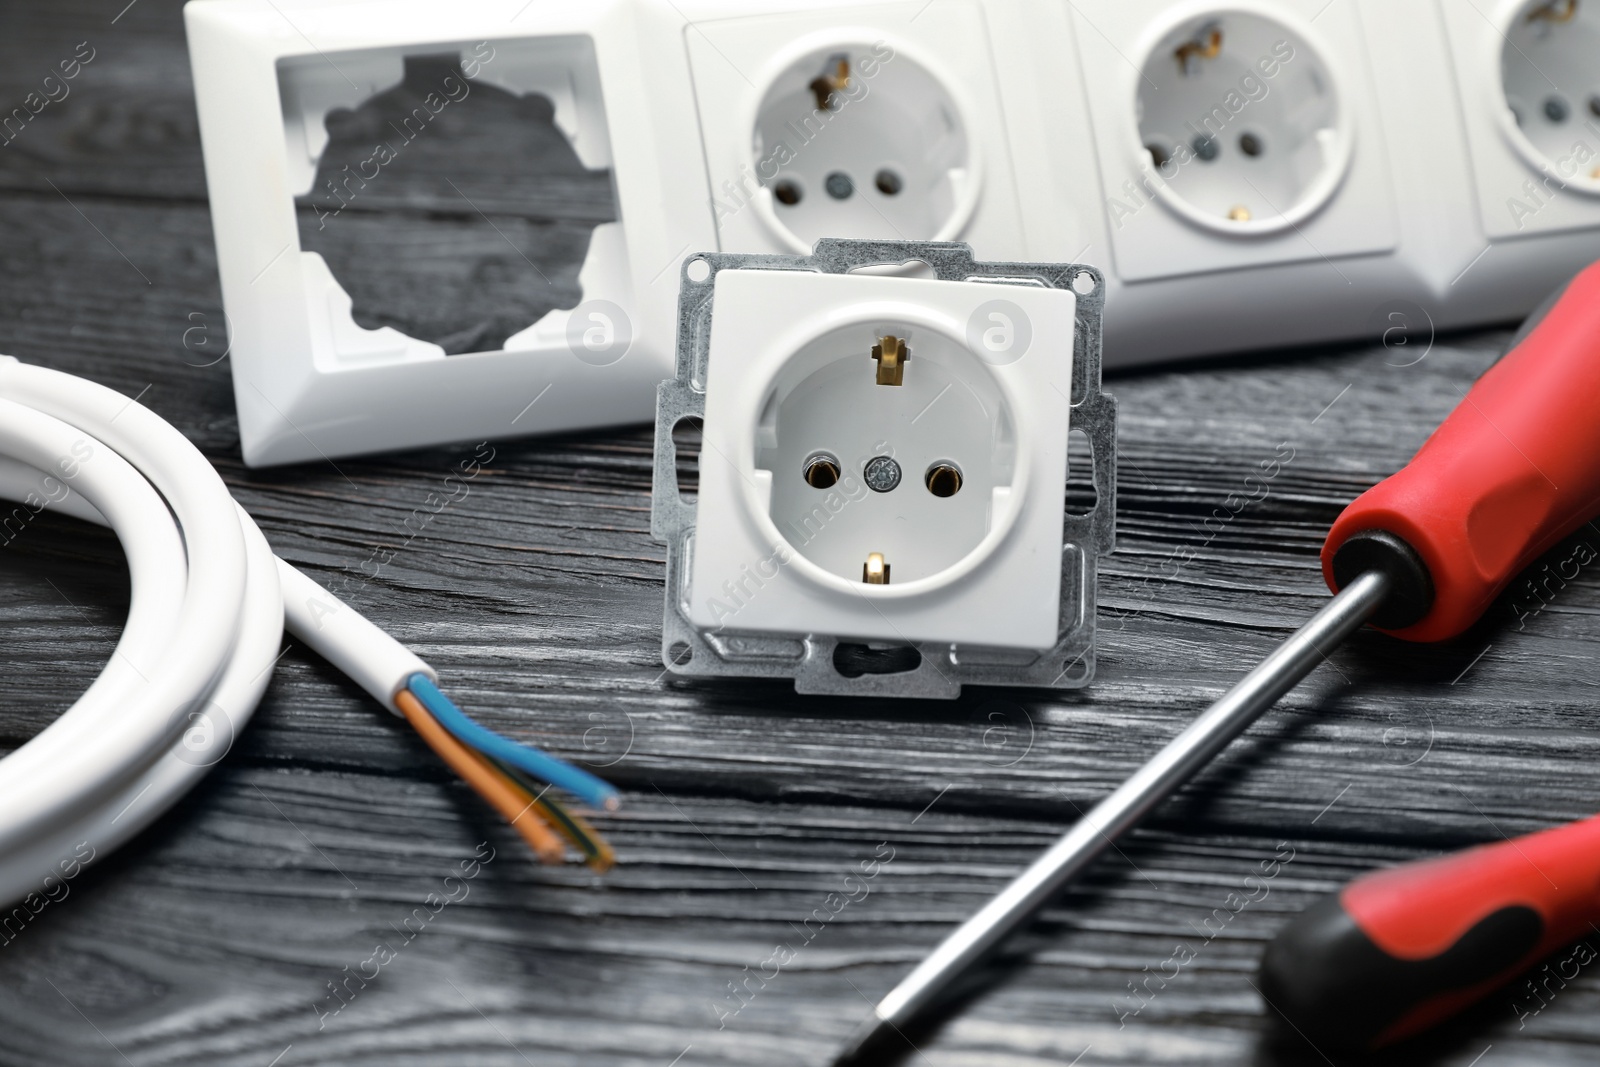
left=0, top=0, right=204, bottom=202
left=0, top=3, right=617, bottom=222
left=3, top=3, right=1600, bottom=1066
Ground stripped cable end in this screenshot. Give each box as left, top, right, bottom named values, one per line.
left=394, top=675, right=619, bottom=869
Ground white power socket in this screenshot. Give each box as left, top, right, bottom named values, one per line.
left=1441, top=0, right=1600, bottom=239
left=1075, top=0, right=1396, bottom=282
left=693, top=271, right=1069, bottom=648
left=681, top=0, right=1025, bottom=260
left=186, top=0, right=1600, bottom=466
left=1133, top=15, right=1345, bottom=236
left=650, top=240, right=1116, bottom=698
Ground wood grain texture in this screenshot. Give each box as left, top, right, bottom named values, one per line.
left=2, top=3, right=1600, bottom=1065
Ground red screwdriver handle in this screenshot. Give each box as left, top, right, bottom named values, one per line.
left=1323, top=261, right=1600, bottom=641
left=1259, top=814, right=1600, bottom=1049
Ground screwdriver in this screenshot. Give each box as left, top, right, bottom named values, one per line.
left=833, top=259, right=1600, bottom=1065
left=1261, top=811, right=1600, bottom=1050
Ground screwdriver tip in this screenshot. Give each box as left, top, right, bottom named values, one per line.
left=831, top=1011, right=915, bottom=1067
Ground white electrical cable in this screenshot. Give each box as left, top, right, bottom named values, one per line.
left=0, top=357, right=435, bottom=907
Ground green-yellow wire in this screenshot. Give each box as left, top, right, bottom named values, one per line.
left=487, top=754, right=615, bottom=872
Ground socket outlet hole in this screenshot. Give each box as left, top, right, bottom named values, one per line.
left=1136, top=13, right=1348, bottom=232
left=803, top=452, right=841, bottom=489
left=752, top=44, right=974, bottom=250
left=774, top=179, right=803, bottom=205
left=754, top=321, right=1016, bottom=585
left=1501, top=1, right=1600, bottom=191
left=925, top=462, right=963, bottom=497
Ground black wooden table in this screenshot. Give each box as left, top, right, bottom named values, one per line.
left=3, top=4, right=1598, bottom=1066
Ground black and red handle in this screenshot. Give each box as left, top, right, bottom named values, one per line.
left=1322, top=260, right=1600, bottom=641
left=1262, top=264, right=1600, bottom=1047
left=1260, top=815, right=1600, bottom=1049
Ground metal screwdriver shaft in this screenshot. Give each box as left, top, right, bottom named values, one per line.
left=836, top=569, right=1391, bottom=1064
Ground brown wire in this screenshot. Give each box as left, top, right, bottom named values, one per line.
left=395, top=688, right=566, bottom=865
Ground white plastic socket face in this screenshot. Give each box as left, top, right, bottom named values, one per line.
left=681, top=1, right=1026, bottom=265
left=756, top=321, right=1014, bottom=585
left=1498, top=0, right=1600, bottom=196
left=687, top=268, right=1075, bottom=651
left=1134, top=10, right=1350, bottom=234
left=751, top=43, right=975, bottom=251
left=1439, top=0, right=1600, bottom=241
left=1069, top=0, right=1395, bottom=288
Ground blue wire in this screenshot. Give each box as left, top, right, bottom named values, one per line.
left=406, top=673, right=619, bottom=811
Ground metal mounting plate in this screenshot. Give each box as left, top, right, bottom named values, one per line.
left=650, top=239, right=1117, bottom=698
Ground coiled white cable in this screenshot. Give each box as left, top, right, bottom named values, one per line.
left=0, top=358, right=435, bottom=906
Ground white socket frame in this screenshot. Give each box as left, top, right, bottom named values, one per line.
left=184, top=0, right=714, bottom=466
left=1439, top=0, right=1600, bottom=240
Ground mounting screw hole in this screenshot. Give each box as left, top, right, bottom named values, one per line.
left=803, top=452, right=841, bottom=489
left=874, top=168, right=903, bottom=195
left=863, top=455, right=901, bottom=493
left=686, top=258, right=711, bottom=283
left=1072, top=271, right=1096, bottom=296
left=773, top=179, right=802, bottom=206
left=671, top=415, right=703, bottom=500
left=666, top=641, right=693, bottom=668
left=1065, top=427, right=1097, bottom=515
left=1239, top=131, right=1264, bottom=157
left=824, top=172, right=855, bottom=199
left=925, top=462, right=963, bottom=497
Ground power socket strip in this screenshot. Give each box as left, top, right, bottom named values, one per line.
left=186, top=0, right=1600, bottom=466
